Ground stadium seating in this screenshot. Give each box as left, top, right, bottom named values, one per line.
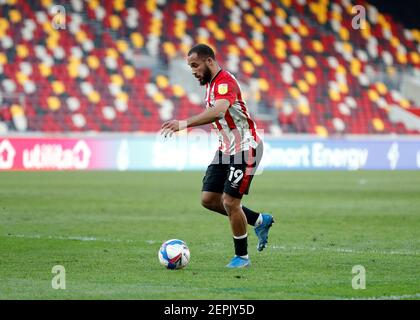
left=0, top=0, right=419, bottom=135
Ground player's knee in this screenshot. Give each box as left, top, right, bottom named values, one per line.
left=222, top=194, right=239, bottom=212
left=201, top=194, right=217, bottom=210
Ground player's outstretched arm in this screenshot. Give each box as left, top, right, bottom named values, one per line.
left=161, top=99, right=229, bottom=137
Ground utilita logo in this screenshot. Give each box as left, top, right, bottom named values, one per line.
left=0, top=139, right=16, bottom=169
left=23, top=140, right=92, bottom=170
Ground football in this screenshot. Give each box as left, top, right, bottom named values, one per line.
left=158, top=239, right=190, bottom=270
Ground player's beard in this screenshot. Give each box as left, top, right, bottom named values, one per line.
left=200, top=66, right=212, bottom=86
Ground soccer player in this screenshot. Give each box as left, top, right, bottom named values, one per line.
left=161, top=44, right=274, bottom=268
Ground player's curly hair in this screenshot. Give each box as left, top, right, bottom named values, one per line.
left=188, top=44, right=215, bottom=60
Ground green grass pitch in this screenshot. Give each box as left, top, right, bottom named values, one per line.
left=0, top=171, right=419, bottom=299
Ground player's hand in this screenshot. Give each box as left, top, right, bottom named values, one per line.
left=160, top=120, right=182, bottom=138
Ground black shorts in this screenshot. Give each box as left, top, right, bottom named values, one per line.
left=202, top=143, right=263, bottom=199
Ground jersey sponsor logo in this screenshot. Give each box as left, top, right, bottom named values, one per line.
left=217, top=83, right=228, bottom=95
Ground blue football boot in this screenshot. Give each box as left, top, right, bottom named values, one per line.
left=226, top=256, right=251, bottom=268
left=254, top=213, right=274, bottom=251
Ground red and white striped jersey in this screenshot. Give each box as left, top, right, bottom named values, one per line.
left=205, top=69, right=261, bottom=155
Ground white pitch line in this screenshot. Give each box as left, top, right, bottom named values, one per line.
left=3, top=234, right=135, bottom=243
left=4, top=234, right=419, bottom=256
left=349, top=293, right=420, bottom=300
left=271, top=245, right=420, bottom=256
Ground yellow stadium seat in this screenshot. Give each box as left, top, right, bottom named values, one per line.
left=258, top=78, right=269, bottom=91
left=412, top=29, right=420, bottom=42
left=16, top=44, right=29, bottom=58
left=47, top=96, right=61, bottom=111
left=163, top=42, right=177, bottom=58
left=41, top=0, right=52, bottom=8
left=244, top=46, right=256, bottom=58
left=336, top=65, right=346, bottom=75
left=106, top=48, right=119, bottom=59
left=39, top=63, right=52, bottom=77
left=153, top=92, right=165, bottom=105
left=350, top=58, right=361, bottom=76
left=75, top=30, right=87, bottom=43
left=361, top=27, right=371, bottom=40
left=290, top=40, right=301, bottom=52
left=16, top=72, right=28, bottom=85
left=242, top=61, right=255, bottom=74
left=172, top=85, right=185, bottom=97
left=228, top=45, right=240, bottom=56
left=298, top=103, right=310, bottom=116
left=117, top=91, right=129, bottom=102
left=331, top=11, right=342, bottom=22
left=275, top=8, right=287, bottom=19
left=297, top=80, right=309, bottom=93
left=338, top=83, right=349, bottom=94
left=206, top=20, right=218, bottom=32
left=390, top=36, right=400, bottom=48
left=67, top=63, right=79, bottom=78
left=315, top=125, right=328, bottom=137
left=156, top=75, right=169, bottom=89
left=111, top=74, right=124, bottom=86
left=46, top=36, right=59, bottom=50
left=122, top=65, right=135, bottom=80
left=298, top=24, right=309, bottom=37
left=368, top=89, right=379, bottom=102
left=283, top=24, right=293, bottom=36
left=253, top=7, right=264, bottom=19
left=289, top=87, right=300, bottom=99
left=11, top=104, right=24, bottom=117
left=312, top=40, right=324, bottom=53
left=88, top=91, right=101, bottom=104
left=339, top=27, right=349, bottom=41
left=88, top=0, right=100, bottom=10
left=113, top=0, right=125, bottom=11
left=252, top=39, right=264, bottom=51
left=130, top=33, right=144, bottom=48
left=400, top=99, right=410, bottom=108
left=281, top=0, right=291, bottom=8
left=275, top=47, right=286, bottom=59
left=52, top=81, right=65, bottom=95
left=214, top=29, right=226, bottom=41
left=244, top=14, right=256, bottom=27
left=174, top=23, right=186, bottom=39
left=146, top=0, right=157, bottom=13
left=342, top=42, right=353, bottom=53
left=196, top=36, right=209, bottom=45
left=304, top=55, right=317, bottom=68
left=410, top=52, right=419, bottom=64
left=253, top=54, right=264, bottom=66
left=396, top=52, right=407, bottom=64
left=376, top=82, right=388, bottom=95
left=304, top=71, right=317, bottom=85
left=223, top=0, right=234, bottom=9
left=328, top=89, right=341, bottom=102
left=0, top=52, right=7, bottom=65
left=116, top=40, right=128, bottom=53
left=87, top=55, right=100, bottom=69
left=186, top=0, right=197, bottom=15
left=372, top=118, right=384, bottom=131
left=9, top=9, right=22, bottom=23
left=109, top=15, right=122, bottom=30
left=229, top=22, right=241, bottom=34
